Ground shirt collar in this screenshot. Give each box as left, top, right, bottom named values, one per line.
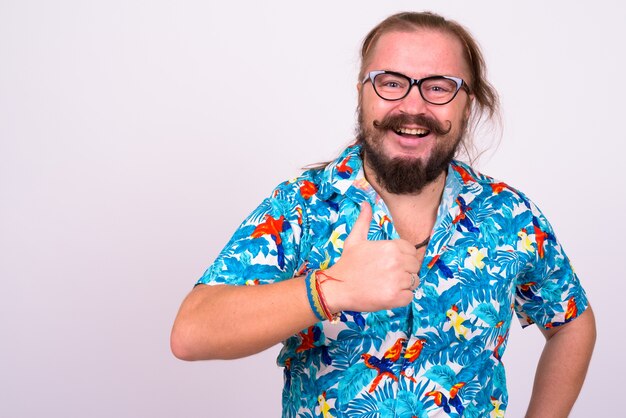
left=318, top=144, right=371, bottom=203
left=319, top=144, right=479, bottom=216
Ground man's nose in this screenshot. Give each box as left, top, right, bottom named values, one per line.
left=397, top=84, right=429, bottom=114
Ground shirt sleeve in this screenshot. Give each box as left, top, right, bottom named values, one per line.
left=196, top=183, right=306, bottom=287
left=513, top=199, right=589, bottom=329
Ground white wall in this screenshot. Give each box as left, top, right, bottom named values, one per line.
left=1, top=1, right=623, bottom=416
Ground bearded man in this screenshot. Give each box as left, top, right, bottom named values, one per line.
left=171, top=11, right=595, bottom=417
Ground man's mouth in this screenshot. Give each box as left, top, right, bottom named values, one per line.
left=394, top=127, right=430, bottom=138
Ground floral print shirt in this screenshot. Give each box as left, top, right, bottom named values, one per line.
left=198, top=144, right=588, bottom=417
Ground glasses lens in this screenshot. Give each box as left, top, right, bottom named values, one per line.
left=420, top=77, right=460, bottom=104
left=373, top=73, right=410, bottom=100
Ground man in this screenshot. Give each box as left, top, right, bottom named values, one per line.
left=171, top=11, right=595, bottom=417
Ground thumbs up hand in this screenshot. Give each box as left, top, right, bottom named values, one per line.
left=320, top=202, right=421, bottom=314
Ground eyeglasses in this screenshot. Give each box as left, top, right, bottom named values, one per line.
left=362, top=70, right=469, bottom=105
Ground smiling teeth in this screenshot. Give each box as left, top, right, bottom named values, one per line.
left=397, top=127, right=428, bottom=135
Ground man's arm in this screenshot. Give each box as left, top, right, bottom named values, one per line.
left=525, top=306, right=596, bottom=418
left=170, top=277, right=318, bottom=360
left=170, top=202, right=420, bottom=360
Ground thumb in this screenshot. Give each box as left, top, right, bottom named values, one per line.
left=345, top=201, right=373, bottom=246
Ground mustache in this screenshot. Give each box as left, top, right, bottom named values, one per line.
left=373, top=113, right=452, bottom=136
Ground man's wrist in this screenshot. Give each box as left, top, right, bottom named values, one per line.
left=316, top=269, right=343, bottom=320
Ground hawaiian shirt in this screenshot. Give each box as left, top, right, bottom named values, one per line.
left=198, top=144, right=588, bottom=418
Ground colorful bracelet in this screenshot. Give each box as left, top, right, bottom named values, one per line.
left=316, top=270, right=343, bottom=323
left=305, top=269, right=327, bottom=321
left=305, top=270, right=342, bottom=323
left=314, top=272, right=334, bottom=320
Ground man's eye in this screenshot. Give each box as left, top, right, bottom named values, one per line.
left=377, top=78, right=406, bottom=90
left=427, top=85, right=451, bottom=93
left=423, top=79, right=457, bottom=94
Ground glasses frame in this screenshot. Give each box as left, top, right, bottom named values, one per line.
left=362, top=70, right=470, bottom=105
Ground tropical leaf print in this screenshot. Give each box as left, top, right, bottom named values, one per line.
left=424, top=365, right=456, bottom=389
left=394, top=389, right=428, bottom=418
left=338, top=363, right=377, bottom=407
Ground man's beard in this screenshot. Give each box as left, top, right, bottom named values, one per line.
left=358, top=111, right=466, bottom=195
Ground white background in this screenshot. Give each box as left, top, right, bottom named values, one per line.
left=1, top=1, right=624, bottom=417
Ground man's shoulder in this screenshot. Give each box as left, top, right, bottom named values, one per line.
left=450, top=160, right=499, bottom=185
left=270, top=169, right=325, bottom=200
left=271, top=144, right=362, bottom=201
left=450, top=160, right=530, bottom=204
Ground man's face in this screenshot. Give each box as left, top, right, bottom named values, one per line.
left=357, top=29, right=472, bottom=194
